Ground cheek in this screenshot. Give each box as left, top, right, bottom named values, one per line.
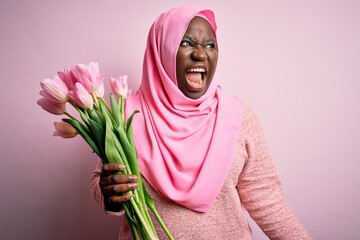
left=211, top=52, right=219, bottom=64
left=209, top=54, right=218, bottom=73
left=176, top=51, right=190, bottom=77
left=176, top=53, right=185, bottom=71
left=176, top=55, right=183, bottom=81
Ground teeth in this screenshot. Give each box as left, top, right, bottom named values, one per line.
left=188, top=68, right=205, bottom=73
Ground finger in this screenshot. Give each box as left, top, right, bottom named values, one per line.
left=101, top=163, right=125, bottom=176
left=100, top=174, right=138, bottom=186
left=101, top=182, right=139, bottom=196
left=107, top=194, right=133, bottom=205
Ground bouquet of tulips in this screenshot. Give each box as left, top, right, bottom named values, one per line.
left=37, top=62, right=173, bottom=240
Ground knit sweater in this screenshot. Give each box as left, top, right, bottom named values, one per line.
left=90, top=103, right=312, bottom=239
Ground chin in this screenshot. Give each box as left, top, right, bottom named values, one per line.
left=184, top=90, right=206, bottom=99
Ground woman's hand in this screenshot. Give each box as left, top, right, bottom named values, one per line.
left=99, top=163, right=138, bottom=212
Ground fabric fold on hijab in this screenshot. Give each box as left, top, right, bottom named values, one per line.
left=125, top=6, right=243, bottom=212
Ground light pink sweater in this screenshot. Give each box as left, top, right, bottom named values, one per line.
left=91, top=103, right=312, bottom=239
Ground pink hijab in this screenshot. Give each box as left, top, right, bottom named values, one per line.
left=125, top=6, right=243, bottom=212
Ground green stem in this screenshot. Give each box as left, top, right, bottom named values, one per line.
left=120, top=95, right=125, bottom=122
left=64, top=111, right=77, bottom=121
left=92, top=92, right=99, bottom=108
left=129, top=197, right=158, bottom=240
left=124, top=205, right=141, bottom=240
left=67, top=102, right=91, bottom=123
left=63, top=107, right=89, bottom=131
left=69, top=101, right=82, bottom=113
left=129, top=221, right=140, bottom=240
left=148, top=204, right=174, bottom=240
left=138, top=181, right=156, bottom=234
left=100, top=97, right=111, bottom=113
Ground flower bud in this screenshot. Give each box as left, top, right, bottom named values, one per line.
left=68, top=82, right=94, bottom=109
left=37, top=98, right=66, bottom=115
left=53, top=121, right=77, bottom=138
left=40, top=75, right=69, bottom=103
left=72, top=62, right=104, bottom=97
left=110, top=75, right=132, bottom=99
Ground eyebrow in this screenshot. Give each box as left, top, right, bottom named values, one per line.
left=182, top=35, right=217, bottom=44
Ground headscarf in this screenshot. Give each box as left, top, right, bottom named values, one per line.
left=125, top=6, right=243, bottom=212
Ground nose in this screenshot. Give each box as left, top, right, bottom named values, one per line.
left=191, top=45, right=207, bottom=61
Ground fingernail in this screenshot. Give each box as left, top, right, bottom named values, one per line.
left=111, top=175, right=118, bottom=182
left=129, top=183, right=138, bottom=189
left=118, top=164, right=125, bottom=170
left=130, top=175, right=138, bottom=181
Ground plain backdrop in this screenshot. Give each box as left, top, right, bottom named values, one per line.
left=1, top=0, right=359, bottom=239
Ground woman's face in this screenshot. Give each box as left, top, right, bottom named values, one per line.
left=176, top=17, right=218, bottom=99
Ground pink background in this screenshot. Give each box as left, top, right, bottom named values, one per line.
left=1, top=0, right=359, bottom=239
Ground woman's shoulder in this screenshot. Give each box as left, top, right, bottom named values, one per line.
left=237, top=100, right=260, bottom=127
left=236, top=100, right=265, bottom=141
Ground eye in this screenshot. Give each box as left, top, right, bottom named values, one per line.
left=205, top=42, right=216, bottom=49
left=180, top=40, right=192, bottom=47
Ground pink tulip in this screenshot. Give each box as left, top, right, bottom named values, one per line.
left=40, top=75, right=69, bottom=103
left=72, top=62, right=104, bottom=97
left=57, top=67, right=77, bottom=91
left=53, top=121, right=77, bottom=138
left=68, top=82, right=94, bottom=109
left=37, top=98, right=66, bottom=115
left=110, top=75, right=132, bottom=99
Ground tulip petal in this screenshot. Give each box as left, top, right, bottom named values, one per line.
left=95, top=78, right=105, bottom=97
left=71, top=62, right=104, bottom=98
left=110, top=75, right=131, bottom=99
left=57, top=68, right=77, bottom=91
left=37, top=98, right=66, bottom=115
left=68, top=83, right=94, bottom=109
left=73, top=64, right=93, bottom=93
left=53, top=121, right=77, bottom=138
left=62, top=118, right=102, bottom=158
left=40, top=75, right=69, bottom=103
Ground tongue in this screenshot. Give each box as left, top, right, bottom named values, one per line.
left=186, top=72, right=202, bottom=82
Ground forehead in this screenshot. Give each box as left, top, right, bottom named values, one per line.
left=184, top=17, right=215, bottom=39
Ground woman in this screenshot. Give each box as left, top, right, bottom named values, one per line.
left=91, top=6, right=312, bottom=239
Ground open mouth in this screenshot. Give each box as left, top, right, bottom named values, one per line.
left=185, top=68, right=206, bottom=90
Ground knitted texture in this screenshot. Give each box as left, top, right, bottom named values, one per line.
left=90, top=103, right=312, bottom=239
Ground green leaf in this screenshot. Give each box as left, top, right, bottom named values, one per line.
left=126, top=122, right=138, bottom=161
left=134, top=179, right=154, bottom=233
left=111, top=127, right=132, bottom=176
left=144, top=184, right=174, bottom=240
left=143, top=185, right=155, bottom=209
left=129, top=197, right=158, bottom=240
left=124, top=201, right=137, bottom=224
left=88, top=119, right=104, bottom=144
left=80, top=111, right=90, bottom=127
left=99, top=98, right=117, bottom=126
left=110, top=94, right=121, bottom=128
left=88, top=118, right=107, bottom=163
left=89, top=109, right=105, bottom=128
left=126, top=110, right=140, bottom=133
left=103, top=109, right=121, bottom=164
left=125, top=110, right=140, bottom=161
left=88, top=109, right=106, bottom=138
left=115, top=125, right=140, bottom=177
left=101, top=103, right=129, bottom=170
left=104, top=126, right=123, bottom=165
left=62, top=118, right=101, bottom=158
